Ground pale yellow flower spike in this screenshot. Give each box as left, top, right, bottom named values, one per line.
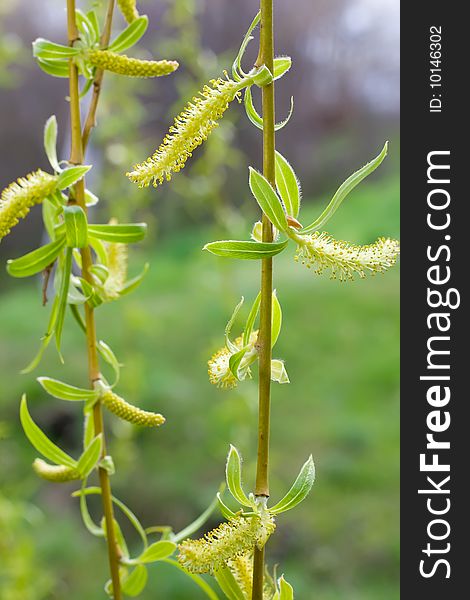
left=101, top=389, right=165, bottom=427
left=88, top=50, right=178, bottom=78
left=117, top=0, right=139, bottom=24
left=227, top=554, right=275, bottom=600
left=0, top=169, right=57, bottom=241
left=208, top=331, right=258, bottom=389
left=177, top=513, right=275, bottom=575
left=294, top=232, right=400, bottom=281
left=127, top=76, right=246, bottom=188
left=33, top=459, right=81, bottom=483
left=102, top=241, right=128, bottom=300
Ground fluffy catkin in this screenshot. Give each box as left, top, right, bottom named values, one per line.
left=102, top=241, right=128, bottom=300
left=33, top=459, right=81, bottom=482
left=294, top=232, right=400, bottom=281
left=0, top=170, right=57, bottom=241
left=127, top=77, right=246, bottom=187
left=117, top=0, right=139, bottom=23
left=87, top=50, right=178, bottom=78
left=101, top=389, right=165, bottom=427
left=208, top=331, right=258, bottom=389
left=177, top=514, right=275, bottom=575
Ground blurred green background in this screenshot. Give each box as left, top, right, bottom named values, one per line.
left=0, top=0, right=399, bottom=598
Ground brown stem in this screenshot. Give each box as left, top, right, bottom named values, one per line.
left=82, top=0, right=116, bottom=150
left=252, top=0, right=275, bottom=597
left=66, top=1, right=122, bottom=597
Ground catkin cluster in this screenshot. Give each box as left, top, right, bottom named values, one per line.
left=101, top=389, right=165, bottom=427
left=178, top=514, right=275, bottom=575
left=294, top=232, right=400, bottom=281
left=33, top=459, right=80, bottom=483
left=0, top=170, right=57, bottom=241
left=87, top=50, right=178, bottom=78
left=117, top=0, right=139, bottom=24
left=127, top=77, right=245, bottom=187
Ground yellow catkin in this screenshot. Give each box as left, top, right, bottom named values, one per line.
left=101, top=389, right=165, bottom=427
left=227, top=554, right=275, bottom=600
left=0, top=169, right=57, bottom=241
left=102, top=241, right=128, bottom=300
left=177, top=514, right=275, bottom=575
left=33, top=459, right=80, bottom=483
left=87, top=50, right=178, bottom=78
left=117, top=0, right=139, bottom=23
left=127, top=77, right=246, bottom=187
left=208, top=331, right=258, bottom=389
left=294, top=232, right=400, bottom=281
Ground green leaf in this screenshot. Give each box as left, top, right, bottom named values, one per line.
left=85, top=188, right=99, bottom=207
left=37, top=59, right=69, bottom=78
left=302, top=142, right=389, bottom=233
left=86, top=10, right=100, bottom=43
left=226, top=445, right=252, bottom=508
left=172, top=492, right=219, bottom=544
left=77, top=480, right=104, bottom=537
left=249, top=167, right=288, bottom=232
left=122, top=565, right=148, bottom=597
left=270, top=455, right=315, bottom=514
left=271, top=291, right=282, bottom=347
left=37, top=377, right=98, bottom=402
left=88, top=223, right=147, bottom=243
left=64, top=205, right=88, bottom=248
left=271, top=359, right=289, bottom=384
left=216, top=492, right=236, bottom=520
left=7, top=237, right=65, bottom=278
left=228, top=346, right=249, bottom=380
left=119, top=263, right=149, bottom=297
left=109, top=15, right=149, bottom=53
left=21, top=295, right=60, bottom=373
left=243, top=293, right=261, bottom=346
left=214, top=566, right=246, bottom=600
left=275, top=151, right=301, bottom=218
left=76, top=10, right=97, bottom=47
left=232, top=11, right=260, bottom=80
left=97, top=340, right=121, bottom=385
left=135, top=541, right=176, bottom=564
left=44, top=115, right=60, bottom=172
left=273, top=576, right=294, bottom=600
left=42, top=198, right=60, bottom=240
left=273, top=56, right=292, bottom=80
left=20, top=395, right=77, bottom=468
left=204, top=240, right=288, bottom=260
left=55, top=248, right=73, bottom=357
left=33, top=38, right=81, bottom=59
left=225, top=297, right=244, bottom=351
left=244, top=86, right=294, bottom=132
left=77, top=435, right=103, bottom=478
left=57, top=165, right=91, bottom=190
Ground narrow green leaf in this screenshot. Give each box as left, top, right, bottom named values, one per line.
left=119, top=263, right=149, bottom=297
left=232, top=11, right=260, bottom=80
left=226, top=445, right=252, bottom=507
left=273, top=576, right=294, bottom=600
left=270, top=455, right=315, bottom=514
left=37, top=59, right=69, bottom=78
left=172, top=492, right=219, bottom=544
left=7, top=237, right=65, bottom=278
left=249, top=167, right=288, bottom=231
left=97, top=340, right=121, bottom=385
left=64, top=205, right=88, bottom=248
left=88, top=223, right=147, bottom=243
left=44, top=115, right=60, bottom=172
left=135, top=541, right=176, bottom=564
left=244, top=86, right=294, bottom=132
left=55, top=248, right=73, bottom=356
left=33, top=38, right=81, bottom=59
left=37, top=377, right=98, bottom=402
left=225, top=297, right=244, bottom=351
left=109, top=15, right=149, bottom=53
left=89, top=237, right=108, bottom=265
left=57, top=165, right=92, bottom=190
left=77, top=435, right=103, bottom=478
left=122, top=565, right=148, bottom=597
left=302, top=142, right=389, bottom=233
left=86, top=10, right=100, bottom=43
left=217, top=492, right=236, bottom=520
left=85, top=188, right=99, bottom=206
left=42, top=198, right=59, bottom=240
left=228, top=346, right=249, bottom=380
left=271, top=291, right=282, bottom=347
left=275, top=151, right=301, bottom=218
left=20, top=395, right=77, bottom=468
left=204, top=239, right=288, bottom=260
left=273, top=56, right=292, bottom=80
left=21, top=295, right=60, bottom=374
left=243, top=293, right=261, bottom=346
left=77, top=481, right=104, bottom=537
left=214, top=565, right=246, bottom=600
